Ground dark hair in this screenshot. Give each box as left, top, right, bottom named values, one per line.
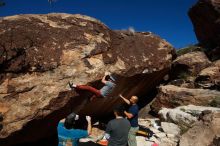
left=105, top=75, right=111, bottom=81
left=113, top=105, right=125, bottom=117
left=105, top=75, right=116, bottom=82
left=64, top=112, right=76, bottom=129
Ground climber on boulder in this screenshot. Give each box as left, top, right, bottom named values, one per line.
left=68, top=72, right=116, bottom=101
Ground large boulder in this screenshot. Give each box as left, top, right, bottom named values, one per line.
left=0, top=13, right=174, bottom=145
left=159, top=107, right=197, bottom=127
left=195, top=60, right=220, bottom=89
left=159, top=105, right=220, bottom=127
left=179, top=112, right=220, bottom=146
left=151, top=85, right=220, bottom=113
left=161, top=122, right=181, bottom=136
left=188, top=0, right=220, bottom=60
left=171, top=51, right=211, bottom=78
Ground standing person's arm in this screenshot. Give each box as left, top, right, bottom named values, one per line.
left=119, top=94, right=130, bottom=105
left=86, top=116, right=92, bottom=135
left=124, top=106, right=138, bottom=119
left=124, top=111, right=134, bottom=119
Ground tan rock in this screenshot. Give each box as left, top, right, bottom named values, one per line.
left=172, top=51, right=211, bottom=76
left=151, top=85, right=220, bottom=113
left=159, top=107, right=197, bottom=127
left=159, top=105, right=220, bottom=129
left=0, top=13, right=174, bottom=145
left=196, top=60, right=220, bottom=89
left=161, top=122, right=180, bottom=136
left=179, top=112, right=220, bottom=146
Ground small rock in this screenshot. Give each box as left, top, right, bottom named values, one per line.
left=166, top=134, right=179, bottom=142
left=159, top=107, right=197, bottom=126
left=160, top=137, right=177, bottom=146
left=155, top=132, right=166, bottom=139
left=148, top=136, right=160, bottom=144
left=161, top=122, right=180, bottom=136
left=137, top=136, right=154, bottom=146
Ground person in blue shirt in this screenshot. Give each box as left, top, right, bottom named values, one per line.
left=119, top=94, right=139, bottom=146
left=57, top=112, right=92, bottom=146
left=69, top=72, right=116, bottom=101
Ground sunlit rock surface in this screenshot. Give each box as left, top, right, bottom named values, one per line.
left=0, top=13, right=174, bottom=145
left=151, top=85, right=220, bottom=113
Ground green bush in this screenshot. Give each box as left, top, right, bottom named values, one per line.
left=177, top=72, right=190, bottom=80
left=180, top=125, right=190, bottom=135
left=176, top=45, right=206, bottom=56
left=209, top=96, right=220, bottom=108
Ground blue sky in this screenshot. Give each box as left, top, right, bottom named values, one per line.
left=0, top=0, right=198, bottom=49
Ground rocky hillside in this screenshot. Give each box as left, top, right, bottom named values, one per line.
left=189, top=0, right=220, bottom=60
left=0, top=13, right=174, bottom=145
left=0, top=0, right=220, bottom=146
left=147, top=0, right=220, bottom=145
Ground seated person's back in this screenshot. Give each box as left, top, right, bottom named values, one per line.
left=106, top=118, right=130, bottom=146
left=105, top=105, right=131, bottom=146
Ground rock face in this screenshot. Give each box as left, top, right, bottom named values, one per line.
left=179, top=112, right=220, bottom=146
left=161, top=122, right=180, bottom=137
left=138, top=119, right=179, bottom=146
left=159, top=107, right=197, bottom=127
left=156, top=106, right=220, bottom=146
left=159, top=105, right=220, bottom=128
left=151, top=85, right=220, bottom=113
left=188, top=0, right=220, bottom=59
left=172, top=51, right=211, bottom=77
left=196, top=60, right=220, bottom=89
left=0, top=13, right=174, bottom=145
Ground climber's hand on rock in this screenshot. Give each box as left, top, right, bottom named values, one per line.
left=86, top=116, right=91, bottom=122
